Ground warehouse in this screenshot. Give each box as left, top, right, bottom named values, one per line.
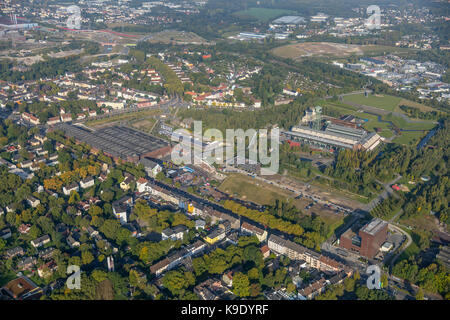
left=57, top=124, right=171, bottom=163
left=272, top=16, right=306, bottom=25
left=0, top=16, right=38, bottom=29
left=283, top=123, right=381, bottom=152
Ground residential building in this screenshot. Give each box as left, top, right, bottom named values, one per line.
left=240, top=221, right=268, bottom=242
left=204, top=227, right=226, bottom=245
left=63, top=183, right=79, bottom=196
left=113, top=204, right=128, bottom=225
left=140, top=158, right=162, bottom=178
left=161, top=225, right=188, bottom=241
left=26, top=196, right=40, bottom=208
left=80, top=176, right=95, bottom=189
left=0, top=228, right=12, bottom=240
left=30, top=235, right=51, bottom=248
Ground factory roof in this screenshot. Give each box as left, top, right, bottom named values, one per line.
left=360, top=218, right=388, bottom=236
left=57, top=124, right=169, bottom=160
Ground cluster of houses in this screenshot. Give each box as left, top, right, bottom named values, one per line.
left=166, top=62, right=193, bottom=86
left=134, top=175, right=352, bottom=300
left=1, top=133, right=60, bottom=181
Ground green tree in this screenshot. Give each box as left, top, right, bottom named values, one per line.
left=415, top=287, right=424, bottom=300
left=68, top=191, right=80, bottom=204
left=232, top=272, right=250, bottom=297
left=81, top=250, right=94, bottom=265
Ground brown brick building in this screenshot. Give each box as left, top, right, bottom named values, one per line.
left=339, top=218, right=388, bottom=259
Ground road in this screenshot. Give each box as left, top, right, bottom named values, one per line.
left=388, top=223, right=412, bottom=270
left=364, top=175, right=402, bottom=211
left=324, top=90, right=366, bottom=100
left=389, top=209, right=403, bottom=223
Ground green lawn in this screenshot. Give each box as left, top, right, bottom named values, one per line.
left=360, top=45, right=414, bottom=56
left=384, top=113, right=436, bottom=131
left=397, top=230, right=421, bottom=262
left=343, top=93, right=402, bottom=112
left=392, top=131, right=426, bottom=146
left=233, top=8, right=297, bottom=22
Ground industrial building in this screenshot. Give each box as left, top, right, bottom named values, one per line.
left=339, top=218, right=388, bottom=259
left=283, top=106, right=382, bottom=152
left=0, top=16, right=38, bottom=29
left=272, top=16, right=306, bottom=25
left=56, top=124, right=171, bottom=163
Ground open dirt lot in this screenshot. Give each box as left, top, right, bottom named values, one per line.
left=272, top=42, right=364, bottom=60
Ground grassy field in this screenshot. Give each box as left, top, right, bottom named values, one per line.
left=219, top=173, right=291, bottom=205
left=310, top=176, right=373, bottom=204
left=319, top=100, right=358, bottom=113
left=384, top=113, right=436, bottom=131
left=400, top=212, right=445, bottom=234
left=360, top=45, right=414, bottom=56
left=395, top=99, right=436, bottom=113
left=391, top=131, right=425, bottom=146
left=131, top=118, right=157, bottom=133
left=233, top=8, right=296, bottom=22
left=397, top=233, right=420, bottom=261
left=272, top=42, right=414, bottom=60
left=343, top=94, right=402, bottom=112
left=272, top=42, right=364, bottom=60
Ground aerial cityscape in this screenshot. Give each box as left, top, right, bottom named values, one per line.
left=0, top=0, right=448, bottom=307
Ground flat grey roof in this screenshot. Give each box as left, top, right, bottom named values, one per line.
left=57, top=124, right=169, bottom=159
left=272, top=16, right=306, bottom=24
left=361, top=218, right=388, bottom=236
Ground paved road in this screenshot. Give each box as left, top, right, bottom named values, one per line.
left=364, top=175, right=402, bottom=211
left=389, top=209, right=403, bottom=223
left=389, top=223, right=412, bottom=270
